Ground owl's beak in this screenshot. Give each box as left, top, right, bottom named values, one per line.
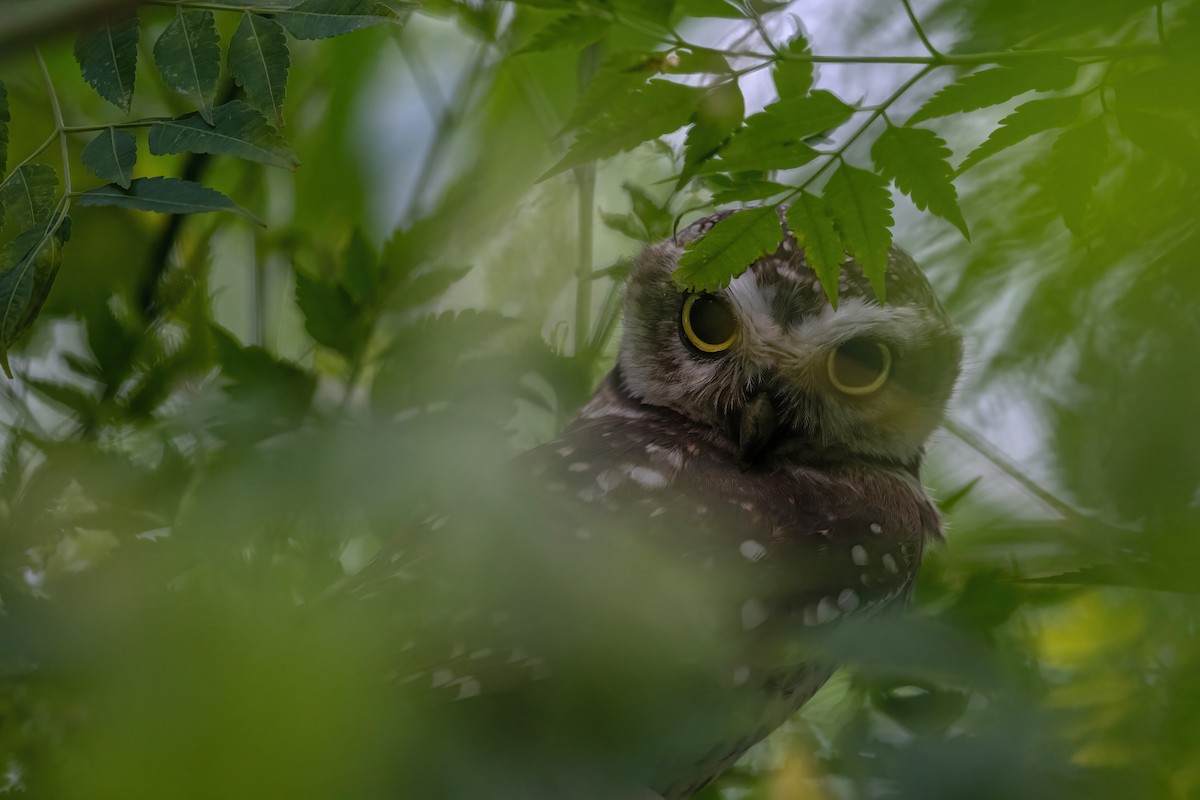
left=737, top=390, right=778, bottom=466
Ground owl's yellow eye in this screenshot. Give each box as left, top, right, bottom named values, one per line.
left=827, top=339, right=891, bottom=395
left=681, top=293, right=738, bottom=354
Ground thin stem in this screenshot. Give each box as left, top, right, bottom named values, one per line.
left=145, top=0, right=295, bottom=12
left=743, top=0, right=783, bottom=57
left=797, top=65, right=932, bottom=194
left=63, top=119, right=175, bottom=133
left=573, top=43, right=601, bottom=358
left=1156, top=2, right=1167, bottom=45
left=901, top=0, right=943, bottom=60
left=0, top=132, right=58, bottom=194
left=942, top=418, right=1090, bottom=525
left=34, top=47, right=71, bottom=196
left=683, top=44, right=1160, bottom=66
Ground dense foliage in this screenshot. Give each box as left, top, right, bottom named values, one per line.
left=0, top=0, right=1198, bottom=797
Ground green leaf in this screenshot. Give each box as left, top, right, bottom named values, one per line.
left=228, top=12, right=291, bottom=127
left=74, top=13, right=140, bottom=113
left=786, top=193, right=844, bottom=307
left=0, top=216, right=70, bottom=378
left=78, top=177, right=261, bottom=224
left=908, top=57, right=1078, bottom=125
left=1, top=164, right=59, bottom=231
left=680, top=80, right=744, bottom=186
left=274, top=0, right=404, bottom=40
left=341, top=228, right=380, bottom=306
left=676, top=0, right=746, bottom=17
left=0, top=80, right=9, bottom=177
left=148, top=101, right=299, bottom=170
left=957, top=95, right=1082, bottom=174
left=294, top=269, right=369, bottom=358
left=672, top=205, right=784, bottom=291
left=1049, top=117, right=1109, bottom=235
left=871, top=125, right=968, bottom=238
left=773, top=30, right=814, bottom=99
left=543, top=80, right=703, bottom=179
left=154, top=10, right=222, bottom=125
left=612, top=0, right=673, bottom=26
left=517, top=15, right=610, bottom=54
left=707, top=177, right=789, bottom=205
left=667, top=47, right=733, bottom=75
left=398, top=266, right=472, bottom=310
left=823, top=162, right=893, bottom=301
left=82, top=129, right=137, bottom=189
left=703, top=90, right=853, bottom=174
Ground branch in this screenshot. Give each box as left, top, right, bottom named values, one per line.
left=900, top=0, right=943, bottom=60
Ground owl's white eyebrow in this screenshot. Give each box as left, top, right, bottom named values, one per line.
left=790, top=297, right=930, bottom=350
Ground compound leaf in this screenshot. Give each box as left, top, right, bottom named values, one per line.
left=703, top=90, right=852, bottom=174
left=773, top=29, right=814, bottom=99
left=1, top=164, right=59, bottom=231
left=672, top=205, right=784, bottom=291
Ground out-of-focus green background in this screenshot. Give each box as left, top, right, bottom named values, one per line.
left=1, top=0, right=1198, bottom=797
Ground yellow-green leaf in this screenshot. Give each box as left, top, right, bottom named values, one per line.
left=672, top=205, right=784, bottom=291
left=872, top=124, right=968, bottom=238
left=908, top=57, right=1078, bottom=126
left=823, top=162, right=893, bottom=301
left=957, top=95, right=1082, bottom=174
left=773, top=30, right=814, bottom=99
left=786, top=193, right=844, bottom=307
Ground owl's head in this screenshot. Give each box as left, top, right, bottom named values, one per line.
left=618, top=209, right=962, bottom=469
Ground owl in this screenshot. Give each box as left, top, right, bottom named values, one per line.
left=366, top=207, right=962, bottom=799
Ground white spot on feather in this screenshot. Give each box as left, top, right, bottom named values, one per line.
left=739, top=540, right=767, bottom=562
left=851, top=545, right=869, bottom=566
left=741, top=598, right=769, bottom=631
left=630, top=466, right=667, bottom=489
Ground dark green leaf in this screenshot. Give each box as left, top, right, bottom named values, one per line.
left=1115, top=108, right=1200, bottom=168
left=823, top=162, right=893, bottom=300
left=0, top=80, right=9, bottom=177
left=294, top=270, right=369, bottom=358
left=672, top=205, right=784, bottom=291
left=544, top=80, right=703, bottom=179
left=0, top=216, right=70, bottom=378
left=82, top=128, right=137, bottom=189
left=612, top=0, right=673, bottom=26
left=78, top=177, right=261, bottom=224
left=74, top=13, right=140, bottom=112
left=154, top=10, right=222, bottom=125
left=957, top=95, right=1082, bottom=174
left=676, top=0, right=746, bottom=17
left=872, top=125, right=968, bottom=238
left=1, top=164, right=59, bottom=230
left=773, top=30, right=814, bottom=99
left=708, top=178, right=789, bottom=205
left=148, top=101, right=299, bottom=170
left=517, top=15, right=610, bottom=54
left=908, top=57, right=1078, bottom=125
left=786, top=193, right=844, bottom=307
left=341, top=228, right=380, bottom=306
left=274, top=0, right=404, bottom=40
left=680, top=80, right=744, bottom=186
left=703, top=90, right=853, bottom=173
left=228, top=12, right=291, bottom=127
left=1049, top=117, right=1109, bottom=234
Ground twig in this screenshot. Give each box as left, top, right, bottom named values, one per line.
left=573, top=43, right=601, bottom=358
left=942, top=418, right=1089, bottom=524
left=1156, top=2, right=1167, bottom=46
left=34, top=47, right=71, bottom=196
left=900, top=0, right=944, bottom=60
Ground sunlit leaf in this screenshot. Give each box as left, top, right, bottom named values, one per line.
left=672, top=205, right=784, bottom=291
left=228, top=12, right=291, bottom=127
left=517, top=15, right=610, bottom=54
left=872, top=124, right=968, bottom=238
left=908, top=57, right=1078, bottom=125
left=680, top=80, right=744, bottom=186
left=957, top=95, right=1082, bottom=174
left=148, top=101, right=299, bottom=170
left=82, top=128, right=137, bottom=189
left=823, top=162, right=893, bottom=300
left=154, top=10, right=222, bottom=125
left=543, top=80, right=703, bottom=179
left=773, top=30, right=814, bottom=99
left=78, top=177, right=260, bottom=224
left=1049, top=117, right=1109, bottom=235
left=274, top=0, right=405, bottom=40
left=0, top=216, right=70, bottom=378
left=74, top=13, right=140, bottom=113
left=786, top=192, right=844, bottom=306
left=702, top=90, right=853, bottom=173
left=0, top=164, right=58, bottom=231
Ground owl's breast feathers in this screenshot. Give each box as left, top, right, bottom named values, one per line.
left=524, top=368, right=941, bottom=622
